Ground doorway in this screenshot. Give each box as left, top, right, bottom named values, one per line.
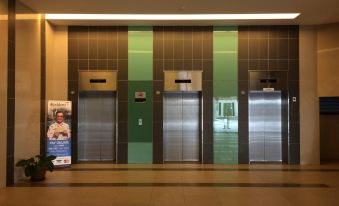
left=163, top=92, right=201, bottom=162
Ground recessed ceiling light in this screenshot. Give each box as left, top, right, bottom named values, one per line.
left=45, top=13, right=300, bottom=20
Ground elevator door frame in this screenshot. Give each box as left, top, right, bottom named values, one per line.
left=249, top=90, right=283, bottom=163
left=78, top=91, right=117, bottom=162
left=163, top=91, right=202, bottom=163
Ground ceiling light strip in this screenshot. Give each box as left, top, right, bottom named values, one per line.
left=46, top=13, right=300, bottom=20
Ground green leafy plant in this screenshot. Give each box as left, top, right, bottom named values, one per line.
left=16, top=155, right=56, bottom=181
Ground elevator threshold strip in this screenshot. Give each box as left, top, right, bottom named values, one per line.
left=55, top=167, right=339, bottom=172
left=12, top=182, right=329, bottom=188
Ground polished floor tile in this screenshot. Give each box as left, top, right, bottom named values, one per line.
left=1, top=164, right=339, bottom=206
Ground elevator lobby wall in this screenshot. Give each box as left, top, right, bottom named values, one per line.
left=65, top=26, right=300, bottom=164
left=317, top=23, right=339, bottom=162
left=2, top=0, right=339, bottom=190
left=5, top=21, right=332, bottom=185
left=299, top=26, right=319, bottom=164
left=63, top=25, right=302, bottom=164
left=42, top=24, right=339, bottom=166
left=0, top=0, right=8, bottom=188
left=45, top=21, right=68, bottom=101
left=13, top=1, right=41, bottom=182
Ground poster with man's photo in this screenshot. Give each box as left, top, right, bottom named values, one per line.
left=47, top=100, right=72, bottom=167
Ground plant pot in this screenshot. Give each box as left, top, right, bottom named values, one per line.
left=30, top=169, right=46, bottom=182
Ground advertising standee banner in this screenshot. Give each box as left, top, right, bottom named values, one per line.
left=46, top=100, right=72, bottom=167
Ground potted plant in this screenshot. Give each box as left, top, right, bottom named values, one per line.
left=16, top=155, right=56, bottom=182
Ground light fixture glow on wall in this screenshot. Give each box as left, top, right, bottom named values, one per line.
left=45, top=13, right=300, bottom=20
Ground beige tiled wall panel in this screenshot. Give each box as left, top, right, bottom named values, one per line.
left=318, top=23, right=339, bottom=162
left=14, top=3, right=41, bottom=182
left=317, top=50, right=339, bottom=96
left=317, top=23, right=339, bottom=50
left=299, top=26, right=320, bottom=164
left=46, top=22, right=68, bottom=100
left=317, top=23, right=339, bottom=97
left=0, top=0, right=8, bottom=188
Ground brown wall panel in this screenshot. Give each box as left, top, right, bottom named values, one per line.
left=238, top=25, right=300, bottom=164
left=67, top=26, right=128, bottom=163
left=318, top=23, right=339, bottom=97
left=153, top=26, right=213, bottom=163
left=6, top=0, right=15, bottom=186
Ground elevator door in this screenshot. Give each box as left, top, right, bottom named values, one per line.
left=249, top=91, right=282, bottom=163
left=164, top=92, right=200, bottom=162
left=78, top=91, right=116, bottom=162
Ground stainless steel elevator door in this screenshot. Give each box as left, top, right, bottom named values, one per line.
left=182, top=93, right=200, bottom=161
left=249, top=91, right=282, bottom=163
left=249, top=92, right=265, bottom=162
left=164, top=93, right=183, bottom=161
left=164, top=92, right=200, bottom=162
left=78, top=91, right=116, bottom=162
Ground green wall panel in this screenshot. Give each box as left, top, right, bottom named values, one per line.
left=128, top=81, right=153, bottom=142
left=213, top=26, right=238, bottom=49
left=127, top=26, right=153, bottom=163
left=127, top=81, right=153, bottom=163
left=214, top=81, right=238, bottom=98
left=214, top=53, right=238, bottom=81
left=128, top=143, right=152, bottom=164
left=128, top=26, right=153, bottom=81
left=213, top=26, right=239, bottom=164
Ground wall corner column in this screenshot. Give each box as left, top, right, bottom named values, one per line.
left=299, top=26, right=320, bottom=165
